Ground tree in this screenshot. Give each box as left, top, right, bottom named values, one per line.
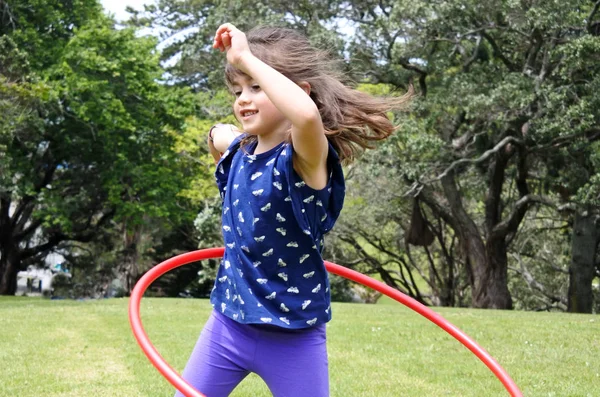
left=339, top=0, right=600, bottom=309
left=0, top=1, right=195, bottom=295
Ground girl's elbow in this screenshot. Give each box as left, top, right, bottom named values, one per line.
left=296, top=108, right=322, bottom=129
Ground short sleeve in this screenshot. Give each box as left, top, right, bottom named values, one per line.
left=214, top=135, right=245, bottom=201
left=280, top=143, right=345, bottom=236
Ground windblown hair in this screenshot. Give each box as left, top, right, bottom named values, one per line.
left=225, top=26, right=413, bottom=165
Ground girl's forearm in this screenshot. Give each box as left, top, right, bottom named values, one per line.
left=239, top=53, right=321, bottom=128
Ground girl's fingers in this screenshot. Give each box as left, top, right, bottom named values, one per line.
left=221, top=32, right=231, bottom=49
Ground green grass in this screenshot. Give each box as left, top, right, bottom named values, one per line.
left=1, top=296, right=598, bottom=396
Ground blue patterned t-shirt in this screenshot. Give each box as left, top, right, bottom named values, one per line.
left=210, top=135, right=345, bottom=329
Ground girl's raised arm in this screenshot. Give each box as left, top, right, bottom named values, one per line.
left=213, top=23, right=330, bottom=188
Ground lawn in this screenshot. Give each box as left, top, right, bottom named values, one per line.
left=0, top=296, right=598, bottom=396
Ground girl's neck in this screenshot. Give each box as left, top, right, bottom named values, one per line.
left=253, top=125, right=290, bottom=155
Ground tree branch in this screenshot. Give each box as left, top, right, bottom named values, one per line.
left=587, top=1, right=600, bottom=33
left=481, top=31, right=519, bottom=72
left=492, top=195, right=556, bottom=239
left=430, top=136, right=524, bottom=184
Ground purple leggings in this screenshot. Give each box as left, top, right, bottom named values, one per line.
left=174, top=311, right=329, bottom=397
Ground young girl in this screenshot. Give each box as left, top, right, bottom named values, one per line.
left=176, top=23, right=411, bottom=397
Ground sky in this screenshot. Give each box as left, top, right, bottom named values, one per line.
left=100, top=0, right=150, bottom=21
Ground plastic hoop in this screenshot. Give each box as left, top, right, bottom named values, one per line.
left=129, top=248, right=522, bottom=397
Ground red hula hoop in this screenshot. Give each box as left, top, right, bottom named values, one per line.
left=129, top=247, right=522, bottom=397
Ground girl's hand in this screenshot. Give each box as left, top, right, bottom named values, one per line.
left=213, top=23, right=252, bottom=70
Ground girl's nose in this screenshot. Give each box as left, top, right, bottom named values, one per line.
left=237, top=90, right=250, bottom=105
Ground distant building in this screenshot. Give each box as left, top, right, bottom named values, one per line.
left=16, top=261, right=71, bottom=297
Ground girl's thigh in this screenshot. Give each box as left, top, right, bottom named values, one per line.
left=175, top=312, right=253, bottom=397
left=254, top=325, right=329, bottom=397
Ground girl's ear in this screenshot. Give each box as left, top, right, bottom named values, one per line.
left=298, top=81, right=311, bottom=96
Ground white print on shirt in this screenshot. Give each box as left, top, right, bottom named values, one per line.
left=253, top=261, right=261, bottom=267
left=237, top=227, right=242, bottom=236
left=312, top=284, right=322, bottom=293
left=222, top=225, right=231, bottom=232
left=303, top=271, right=315, bottom=279
left=276, top=213, right=286, bottom=222
left=224, top=260, right=231, bottom=269
left=233, top=313, right=239, bottom=320
left=238, top=212, right=244, bottom=223
left=276, top=228, right=286, bottom=236
left=225, top=289, right=230, bottom=299
left=221, top=302, right=226, bottom=313
left=273, top=182, right=282, bottom=190
left=254, top=236, right=265, bottom=242
left=223, top=207, right=230, bottom=214
left=277, top=272, right=288, bottom=282
left=251, top=172, right=263, bottom=180
left=280, top=317, right=290, bottom=325
left=280, top=303, right=290, bottom=312
left=218, top=276, right=227, bottom=282
left=306, top=318, right=317, bottom=326
left=286, top=241, right=298, bottom=247
left=287, top=286, right=299, bottom=293
left=316, top=200, right=323, bottom=206
left=321, top=214, right=328, bottom=222
left=302, top=300, right=311, bottom=310
left=241, top=245, right=250, bottom=253
left=265, top=292, right=276, bottom=300
left=261, top=203, right=271, bottom=211
left=256, top=278, right=268, bottom=284
left=233, top=184, right=239, bottom=190
left=262, top=248, right=274, bottom=257
left=253, top=217, right=260, bottom=225
left=303, top=195, right=314, bottom=203
left=273, top=168, right=280, bottom=176
left=295, top=181, right=306, bottom=188
left=299, top=254, right=310, bottom=263
left=261, top=317, right=273, bottom=323
left=277, top=258, right=287, bottom=267
left=266, top=158, right=276, bottom=166
left=233, top=199, right=239, bottom=206
left=284, top=196, right=291, bottom=202
left=252, top=189, right=264, bottom=196
left=226, top=242, right=235, bottom=249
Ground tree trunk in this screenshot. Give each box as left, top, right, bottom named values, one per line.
left=472, top=238, right=513, bottom=309
left=119, top=222, right=142, bottom=295
left=0, top=196, right=19, bottom=295
left=567, top=212, right=600, bottom=313
left=0, top=243, right=20, bottom=295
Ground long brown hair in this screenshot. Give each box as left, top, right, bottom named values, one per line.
left=225, top=26, right=413, bottom=165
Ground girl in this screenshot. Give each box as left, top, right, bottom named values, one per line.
left=176, top=23, right=411, bottom=397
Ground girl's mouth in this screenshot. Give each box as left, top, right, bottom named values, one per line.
left=241, top=110, right=258, bottom=119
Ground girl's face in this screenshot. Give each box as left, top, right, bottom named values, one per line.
left=231, top=75, right=290, bottom=137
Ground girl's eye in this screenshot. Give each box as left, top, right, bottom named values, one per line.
left=251, top=85, right=260, bottom=91
left=234, top=91, right=242, bottom=97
